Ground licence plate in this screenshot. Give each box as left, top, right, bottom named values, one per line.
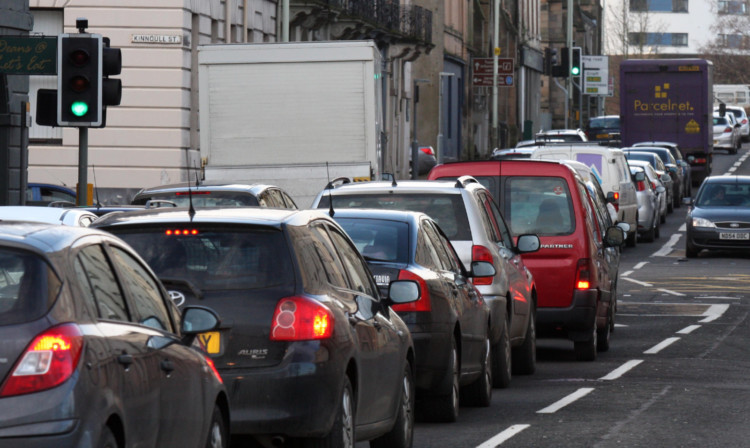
left=198, top=331, right=221, bottom=354
left=596, top=133, right=610, bottom=139
left=720, top=232, right=749, bottom=240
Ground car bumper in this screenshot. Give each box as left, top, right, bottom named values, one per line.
left=687, top=227, right=750, bottom=251
left=410, top=329, right=452, bottom=393
left=536, top=289, right=599, bottom=339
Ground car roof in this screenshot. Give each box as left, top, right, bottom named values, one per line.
left=134, top=182, right=281, bottom=196
left=0, top=221, right=110, bottom=253
left=0, top=206, right=98, bottom=226
left=329, top=208, right=425, bottom=224
left=323, top=179, right=480, bottom=195
left=702, top=175, right=750, bottom=184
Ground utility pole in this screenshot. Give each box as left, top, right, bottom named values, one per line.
left=492, top=0, right=500, bottom=148
left=566, top=0, right=573, bottom=128
left=437, top=72, right=455, bottom=164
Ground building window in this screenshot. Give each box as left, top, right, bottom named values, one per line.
left=720, top=33, right=749, bottom=48
left=628, top=32, right=689, bottom=46
left=630, top=0, right=688, bottom=12
left=718, top=1, right=748, bottom=14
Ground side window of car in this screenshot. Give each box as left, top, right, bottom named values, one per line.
left=309, top=223, right=350, bottom=290
left=428, top=221, right=464, bottom=274
left=476, top=191, right=502, bottom=243
left=487, top=198, right=514, bottom=247
left=423, top=220, right=457, bottom=272
left=75, top=245, right=130, bottom=322
left=578, top=183, right=602, bottom=243
left=109, top=246, right=173, bottom=332
left=415, top=224, right=442, bottom=270
left=326, top=224, right=379, bottom=299
left=282, top=192, right=298, bottom=209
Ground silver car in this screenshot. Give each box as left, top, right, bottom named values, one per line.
left=713, top=113, right=741, bottom=154
left=629, top=160, right=668, bottom=227
left=629, top=165, right=662, bottom=242
left=715, top=106, right=750, bottom=142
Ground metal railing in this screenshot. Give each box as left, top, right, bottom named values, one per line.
left=400, top=4, right=433, bottom=44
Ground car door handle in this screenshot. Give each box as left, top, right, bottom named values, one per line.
left=160, top=359, right=175, bottom=373
left=117, top=353, right=133, bottom=367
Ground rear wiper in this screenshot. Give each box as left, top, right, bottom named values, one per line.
left=159, top=277, right=204, bottom=300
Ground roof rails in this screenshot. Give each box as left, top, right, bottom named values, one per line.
left=455, top=175, right=479, bottom=189
left=144, top=199, right=178, bottom=209
left=325, top=176, right=352, bottom=190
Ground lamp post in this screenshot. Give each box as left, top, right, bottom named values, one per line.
left=411, top=78, right=430, bottom=179
left=437, top=72, right=455, bottom=165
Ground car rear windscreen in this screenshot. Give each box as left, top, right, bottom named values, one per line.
left=502, top=177, right=576, bottom=236
left=318, top=193, right=471, bottom=240
left=112, top=227, right=294, bottom=290
left=132, top=191, right=260, bottom=207
left=335, top=218, right=409, bottom=263
left=0, top=249, right=61, bottom=325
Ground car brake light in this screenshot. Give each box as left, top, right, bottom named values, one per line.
left=165, top=229, right=199, bottom=236
left=472, top=245, right=494, bottom=286
left=270, top=296, right=333, bottom=341
left=0, top=324, right=84, bottom=397
left=636, top=180, right=646, bottom=192
left=575, top=259, right=591, bottom=290
left=742, top=118, right=748, bottom=125
left=392, top=270, right=431, bottom=312
left=204, top=356, right=223, bottom=384
left=611, top=192, right=620, bottom=212
left=650, top=181, right=657, bottom=190
left=420, top=146, right=435, bottom=156
left=724, top=126, right=733, bottom=133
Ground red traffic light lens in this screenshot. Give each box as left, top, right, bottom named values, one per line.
left=69, top=76, right=90, bottom=93
left=69, top=49, right=90, bottom=67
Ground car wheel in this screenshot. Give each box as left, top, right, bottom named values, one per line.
left=512, top=306, right=536, bottom=375
left=667, top=196, right=674, bottom=213
left=306, top=377, right=355, bottom=448
left=461, top=335, right=492, bottom=407
left=597, top=306, right=612, bottom=352
left=205, top=405, right=228, bottom=448
left=660, top=207, right=667, bottom=224
left=574, top=323, right=597, bottom=361
left=421, top=338, right=459, bottom=423
left=642, top=222, right=655, bottom=243
left=491, top=317, right=512, bottom=389
left=371, top=362, right=414, bottom=448
left=98, top=426, right=118, bottom=448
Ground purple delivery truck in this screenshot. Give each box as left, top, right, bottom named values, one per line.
left=620, top=59, right=714, bottom=185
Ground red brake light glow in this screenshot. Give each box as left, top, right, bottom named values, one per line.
left=419, top=146, right=435, bottom=156
left=204, top=356, right=223, bottom=384
left=471, top=245, right=494, bottom=285
left=392, top=270, right=431, bottom=312
left=165, top=229, right=199, bottom=236
left=270, top=296, right=333, bottom=341
left=575, top=258, right=592, bottom=290
left=724, top=126, right=733, bottom=133
left=0, top=324, right=84, bottom=397
left=636, top=180, right=646, bottom=192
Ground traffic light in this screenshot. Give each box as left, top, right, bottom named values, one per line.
left=571, top=47, right=582, bottom=77
left=99, top=37, right=122, bottom=127
left=556, top=47, right=570, bottom=78
left=544, top=47, right=559, bottom=76
left=58, top=34, right=102, bottom=126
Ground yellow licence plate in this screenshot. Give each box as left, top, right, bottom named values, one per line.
left=198, top=331, right=221, bottom=354
left=596, top=133, right=610, bottom=139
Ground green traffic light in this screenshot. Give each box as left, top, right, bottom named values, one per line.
left=571, top=66, right=580, bottom=76
left=71, top=101, right=88, bottom=117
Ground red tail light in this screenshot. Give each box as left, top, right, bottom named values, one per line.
left=471, top=245, right=495, bottom=285
left=204, top=356, right=223, bottom=384
left=0, top=324, right=84, bottom=397
left=270, top=296, right=334, bottom=341
left=420, top=146, right=435, bottom=156
left=636, top=180, right=646, bottom=192
left=575, top=258, right=592, bottom=290
left=742, top=118, right=748, bottom=125
left=392, top=270, right=431, bottom=312
left=724, top=126, right=733, bottom=133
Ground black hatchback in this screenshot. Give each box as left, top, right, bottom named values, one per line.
left=0, top=222, right=228, bottom=447
left=93, top=207, right=419, bottom=448
left=331, top=209, right=494, bottom=422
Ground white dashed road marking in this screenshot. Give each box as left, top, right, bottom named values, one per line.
left=537, top=388, right=595, bottom=414
left=599, top=360, right=644, bottom=381
left=475, top=425, right=531, bottom=448
left=644, top=337, right=681, bottom=354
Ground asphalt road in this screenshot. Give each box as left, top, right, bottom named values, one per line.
left=405, top=145, right=750, bottom=448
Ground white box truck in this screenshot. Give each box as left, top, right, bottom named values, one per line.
left=198, top=41, right=383, bottom=207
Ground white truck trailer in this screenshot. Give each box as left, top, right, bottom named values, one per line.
left=198, top=40, right=384, bottom=207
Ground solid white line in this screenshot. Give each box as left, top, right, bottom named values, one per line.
left=644, top=337, right=681, bottom=354
left=475, top=425, right=531, bottom=448
left=700, top=304, right=730, bottom=323
left=699, top=296, right=740, bottom=300
left=657, top=288, right=686, bottom=297
left=651, top=234, right=682, bottom=257
left=599, top=359, right=644, bottom=380
left=679, top=223, right=686, bottom=232
left=633, top=261, right=648, bottom=270
left=537, top=388, right=595, bottom=414
left=621, top=270, right=633, bottom=277
left=622, top=277, right=652, bottom=287
left=677, top=325, right=701, bottom=334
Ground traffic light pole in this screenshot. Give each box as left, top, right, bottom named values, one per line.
left=77, top=127, right=88, bottom=206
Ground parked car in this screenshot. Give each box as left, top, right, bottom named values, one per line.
left=712, top=113, right=741, bottom=154
left=313, top=178, right=541, bottom=384
left=528, top=144, right=639, bottom=247
left=584, top=115, right=621, bottom=142
left=622, top=149, right=675, bottom=214
left=131, top=182, right=299, bottom=209
left=0, top=222, right=229, bottom=447
left=429, top=159, right=625, bottom=360
left=622, top=146, right=684, bottom=207
left=629, top=159, right=668, bottom=227
left=685, top=175, right=750, bottom=258
left=629, top=165, right=663, bottom=242
left=490, top=147, right=535, bottom=160
left=25, top=183, right=77, bottom=206
left=715, top=105, right=750, bottom=142
left=0, top=206, right=98, bottom=227
left=415, top=146, right=438, bottom=175
left=535, top=128, right=588, bottom=142
left=632, top=141, right=692, bottom=197
left=331, top=208, right=494, bottom=421
left=93, top=207, right=417, bottom=447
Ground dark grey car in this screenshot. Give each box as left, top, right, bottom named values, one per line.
left=131, top=181, right=298, bottom=209
left=0, top=223, right=228, bottom=447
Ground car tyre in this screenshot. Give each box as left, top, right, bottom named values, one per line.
left=371, top=362, right=415, bottom=448
left=461, top=335, right=492, bottom=407
left=626, top=225, right=637, bottom=248
left=597, top=306, right=612, bottom=352
left=654, top=217, right=660, bottom=239
left=98, top=426, right=118, bottom=448
left=642, top=222, right=655, bottom=243
left=511, top=306, right=536, bottom=375
left=205, top=405, right=228, bottom=448
left=306, top=377, right=355, bottom=448
left=491, top=317, right=512, bottom=389
left=421, top=338, right=460, bottom=423
left=574, top=323, right=597, bottom=361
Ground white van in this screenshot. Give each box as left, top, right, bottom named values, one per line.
left=529, top=144, right=639, bottom=247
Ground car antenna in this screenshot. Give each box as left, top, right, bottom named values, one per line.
left=390, top=156, right=398, bottom=187
left=326, top=162, right=335, bottom=217
left=185, top=155, right=196, bottom=222
left=92, top=164, right=102, bottom=210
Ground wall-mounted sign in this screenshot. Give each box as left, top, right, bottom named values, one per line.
left=131, top=34, right=182, bottom=45
left=0, top=36, right=57, bottom=75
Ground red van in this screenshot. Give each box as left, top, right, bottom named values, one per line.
left=429, top=159, right=624, bottom=361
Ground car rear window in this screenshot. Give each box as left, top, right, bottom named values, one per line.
left=713, top=117, right=729, bottom=126
left=111, top=226, right=294, bottom=290
left=334, top=218, right=409, bottom=263
left=502, top=177, right=576, bottom=236
left=588, top=117, right=620, bottom=129
left=0, top=249, right=61, bottom=325
left=132, top=191, right=260, bottom=207
left=317, top=193, right=472, bottom=240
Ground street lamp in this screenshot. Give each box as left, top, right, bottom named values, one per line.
left=411, top=78, right=429, bottom=179
left=437, top=72, right=455, bottom=165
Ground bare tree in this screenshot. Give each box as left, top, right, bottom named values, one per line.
left=698, top=1, right=750, bottom=84
left=605, top=0, right=665, bottom=57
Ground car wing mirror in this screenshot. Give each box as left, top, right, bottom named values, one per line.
left=387, top=280, right=420, bottom=304
left=634, top=172, right=646, bottom=182
left=181, top=306, right=220, bottom=334
left=470, top=260, right=496, bottom=278
left=516, top=234, right=540, bottom=254
left=604, top=226, right=625, bottom=247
